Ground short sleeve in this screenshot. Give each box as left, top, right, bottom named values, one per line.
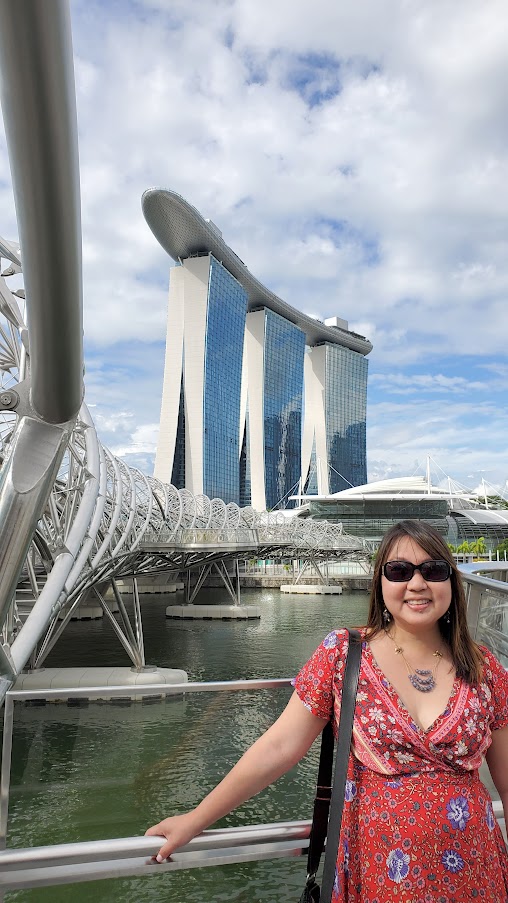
left=482, top=648, right=508, bottom=731
left=292, top=628, right=349, bottom=720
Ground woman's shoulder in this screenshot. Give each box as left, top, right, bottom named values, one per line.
left=320, top=626, right=365, bottom=649
left=477, top=644, right=508, bottom=682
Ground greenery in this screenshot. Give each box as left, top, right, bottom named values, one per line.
left=493, top=539, right=508, bottom=557
left=448, top=537, right=487, bottom=555
left=483, top=495, right=508, bottom=510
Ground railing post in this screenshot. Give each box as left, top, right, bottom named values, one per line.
left=0, top=694, right=14, bottom=851
left=466, top=584, right=483, bottom=639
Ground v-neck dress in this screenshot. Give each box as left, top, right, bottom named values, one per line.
left=294, top=628, right=508, bottom=902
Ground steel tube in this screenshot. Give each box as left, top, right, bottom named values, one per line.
left=131, top=578, right=145, bottom=666
left=0, top=842, right=306, bottom=890
left=0, top=696, right=14, bottom=850
left=0, top=820, right=311, bottom=870
left=8, top=677, right=292, bottom=701
left=0, top=0, right=83, bottom=423
left=0, top=416, right=72, bottom=646
left=9, top=407, right=101, bottom=681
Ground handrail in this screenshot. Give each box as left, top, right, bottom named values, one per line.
left=1, top=676, right=506, bottom=891
left=460, top=561, right=508, bottom=591
left=0, top=820, right=311, bottom=869
left=8, top=677, right=293, bottom=701
left=460, top=563, right=508, bottom=668
left=0, top=822, right=311, bottom=890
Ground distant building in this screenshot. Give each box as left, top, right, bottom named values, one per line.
left=292, top=476, right=508, bottom=550
left=143, top=189, right=372, bottom=509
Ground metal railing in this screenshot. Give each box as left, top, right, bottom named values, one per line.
left=0, top=673, right=505, bottom=893
left=0, top=678, right=303, bottom=894
left=461, top=562, right=508, bottom=667
left=0, top=822, right=311, bottom=891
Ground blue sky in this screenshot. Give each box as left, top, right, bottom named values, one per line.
left=1, top=0, right=508, bottom=493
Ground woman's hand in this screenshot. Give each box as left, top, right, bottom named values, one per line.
left=145, top=693, right=327, bottom=862
left=145, top=812, right=201, bottom=862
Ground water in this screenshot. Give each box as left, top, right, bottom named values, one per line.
left=6, top=588, right=370, bottom=902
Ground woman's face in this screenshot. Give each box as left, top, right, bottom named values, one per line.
left=381, top=535, right=452, bottom=633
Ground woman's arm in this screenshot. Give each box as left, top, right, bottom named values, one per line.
left=485, top=724, right=508, bottom=824
left=145, top=691, right=328, bottom=861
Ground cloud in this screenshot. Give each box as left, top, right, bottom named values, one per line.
left=369, top=373, right=491, bottom=394
left=367, top=396, right=508, bottom=489
left=111, top=423, right=160, bottom=459
left=1, top=0, right=508, bottom=491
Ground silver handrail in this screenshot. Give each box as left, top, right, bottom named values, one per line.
left=0, top=823, right=310, bottom=890
left=0, top=675, right=505, bottom=892
left=460, top=562, right=508, bottom=666
left=8, top=677, right=292, bottom=702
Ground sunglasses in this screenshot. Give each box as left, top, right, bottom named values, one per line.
left=382, top=559, right=452, bottom=583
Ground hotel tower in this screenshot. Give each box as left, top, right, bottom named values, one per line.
left=142, top=190, right=372, bottom=510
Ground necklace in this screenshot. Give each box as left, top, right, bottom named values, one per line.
left=385, top=631, right=443, bottom=693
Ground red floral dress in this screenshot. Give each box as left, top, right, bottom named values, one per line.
left=294, top=628, right=508, bottom=903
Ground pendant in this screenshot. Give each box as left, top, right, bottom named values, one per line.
left=408, top=669, right=436, bottom=693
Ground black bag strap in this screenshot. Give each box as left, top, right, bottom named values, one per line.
left=304, top=719, right=334, bottom=883
left=303, top=628, right=362, bottom=895
left=320, top=627, right=362, bottom=903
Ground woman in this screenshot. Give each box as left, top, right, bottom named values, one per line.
left=147, top=520, right=508, bottom=902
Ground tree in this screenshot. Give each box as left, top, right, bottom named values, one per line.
left=471, top=537, right=487, bottom=555
left=494, top=539, right=508, bottom=558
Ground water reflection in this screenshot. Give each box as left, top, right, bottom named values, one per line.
left=7, top=588, right=369, bottom=902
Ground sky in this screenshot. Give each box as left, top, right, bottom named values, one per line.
left=1, top=0, right=508, bottom=496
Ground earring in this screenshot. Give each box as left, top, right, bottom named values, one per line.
left=443, top=609, right=451, bottom=625
left=383, top=608, right=391, bottom=624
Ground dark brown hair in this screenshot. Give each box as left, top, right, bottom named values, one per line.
left=366, top=520, right=484, bottom=685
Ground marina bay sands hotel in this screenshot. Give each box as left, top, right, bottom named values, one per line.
left=143, top=190, right=373, bottom=510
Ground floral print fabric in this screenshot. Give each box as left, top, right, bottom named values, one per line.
left=294, top=628, right=508, bottom=902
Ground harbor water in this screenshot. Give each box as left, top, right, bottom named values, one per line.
left=6, top=587, right=499, bottom=902
left=7, top=588, right=368, bottom=902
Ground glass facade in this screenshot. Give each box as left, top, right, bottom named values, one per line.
left=324, top=344, right=368, bottom=493
left=239, top=404, right=251, bottom=507
left=306, top=500, right=508, bottom=549
left=171, top=372, right=186, bottom=488
left=263, top=309, right=305, bottom=509
left=308, top=498, right=449, bottom=542
left=304, top=434, right=318, bottom=495
left=166, top=255, right=371, bottom=510
left=447, top=514, right=508, bottom=551
left=203, top=257, right=247, bottom=503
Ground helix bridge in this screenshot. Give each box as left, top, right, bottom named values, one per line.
left=0, top=1, right=369, bottom=703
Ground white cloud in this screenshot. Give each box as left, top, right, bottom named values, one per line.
left=369, top=373, right=491, bottom=394
left=367, top=397, right=508, bottom=488
left=1, top=0, right=508, bottom=488
left=111, top=423, right=160, bottom=458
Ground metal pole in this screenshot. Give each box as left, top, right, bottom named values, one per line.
left=110, top=580, right=138, bottom=654
left=92, top=588, right=141, bottom=668
left=0, top=0, right=83, bottom=423
left=0, top=416, right=72, bottom=645
left=131, top=578, right=145, bottom=668
left=0, top=694, right=14, bottom=850
left=235, top=558, right=241, bottom=605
